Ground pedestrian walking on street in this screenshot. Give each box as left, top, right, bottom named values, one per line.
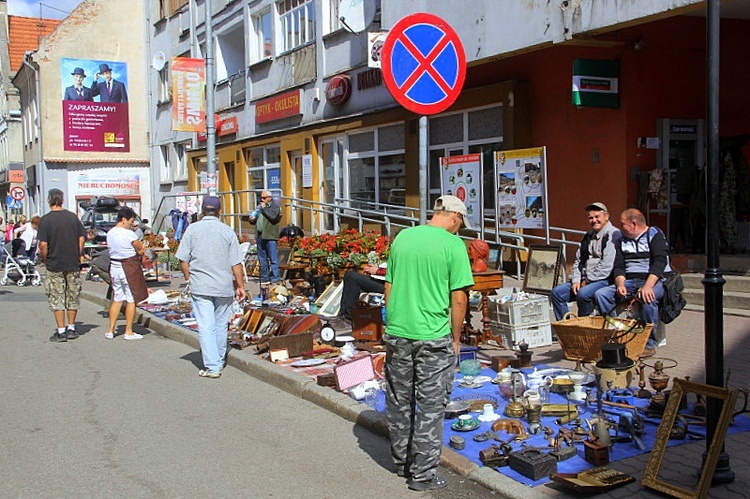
left=176, top=196, right=246, bottom=378
left=37, top=188, right=87, bottom=342
left=105, top=207, right=149, bottom=340
left=383, top=195, right=474, bottom=491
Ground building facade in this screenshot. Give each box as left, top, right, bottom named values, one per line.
left=12, top=0, right=152, bottom=218
left=146, top=0, right=750, bottom=251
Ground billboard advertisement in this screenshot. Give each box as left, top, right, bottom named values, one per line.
left=61, top=58, right=130, bottom=152
left=171, top=57, right=206, bottom=132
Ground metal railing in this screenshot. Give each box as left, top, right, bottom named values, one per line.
left=150, top=190, right=586, bottom=281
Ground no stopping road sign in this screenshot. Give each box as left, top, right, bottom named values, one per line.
left=381, top=13, right=466, bottom=115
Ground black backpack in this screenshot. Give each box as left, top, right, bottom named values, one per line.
left=660, top=271, right=687, bottom=324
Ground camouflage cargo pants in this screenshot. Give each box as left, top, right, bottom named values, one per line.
left=44, top=270, right=82, bottom=311
left=383, top=333, right=455, bottom=481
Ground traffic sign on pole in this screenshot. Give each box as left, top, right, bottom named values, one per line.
left=381, top=13, right=466, bottom=115
left=10, top=186, right=25, bottom=201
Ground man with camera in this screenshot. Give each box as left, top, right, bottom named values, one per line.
left=249, top=191, right=282, bottom=287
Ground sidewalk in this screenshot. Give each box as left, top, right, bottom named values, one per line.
left=81, top=271, right=750, bottom=498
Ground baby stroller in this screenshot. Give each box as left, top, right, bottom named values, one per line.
left=1, top=242, right=42, bottom=286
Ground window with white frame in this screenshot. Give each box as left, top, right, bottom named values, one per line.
left=245, top=144, right=281, bottom=197
left=252, top=8, right=274, bottom=60
left=175, top=141, right=189, bottom=180
left=159, top=144, right=172, bottom=182
left=324, top=0, right=341, bottom=34
left=278, top=0, right=315, bottom=53
left=216, top=24, right=246, bottom=82
left=428, top=105, right=504, bottom=212
left=346, top=123, right=406, bottom=209
left=158, top=66, right=170, bottom=103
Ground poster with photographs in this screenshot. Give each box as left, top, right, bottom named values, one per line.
left=439, top=154, right=482, bottom=230
left=495, top=147, right=548, bottom=229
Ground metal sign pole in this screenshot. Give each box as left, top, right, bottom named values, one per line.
left=419, top=115, right=427, bottom=226
left=204, top=0, right=217, bottom=196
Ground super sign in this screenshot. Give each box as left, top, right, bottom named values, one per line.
left=381, top=13, right=466, bottom=115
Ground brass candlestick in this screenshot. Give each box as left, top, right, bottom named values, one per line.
left=635, top=359, right=652, bottom=399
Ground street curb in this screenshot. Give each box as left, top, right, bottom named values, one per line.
left=81, top=290, right=525, bottom=496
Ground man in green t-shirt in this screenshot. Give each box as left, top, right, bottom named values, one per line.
left=383, top=195, right=474, bottom=491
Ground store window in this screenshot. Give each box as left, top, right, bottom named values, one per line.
left=245, top=144, right=281, bottom=197
left=428, top=105, right=504, bottom=212
left=346, top=124, right=405, bottom=210
left=278, top=0, right=315, bottom=53
left=252, top=9, right=274, bottom=60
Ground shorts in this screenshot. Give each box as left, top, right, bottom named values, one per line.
left=110, top=265, right=134, bottom=303
left=44, top=270, right=82, bottom=311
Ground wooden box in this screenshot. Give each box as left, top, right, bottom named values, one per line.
left=351, top=305, right=383, bottom=342
left=508, top=449, right=557, bottom=481
left=268, top=332, right=314, bottom=358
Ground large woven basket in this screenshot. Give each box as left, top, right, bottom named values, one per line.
left=551, top=313, right=652, bottom=362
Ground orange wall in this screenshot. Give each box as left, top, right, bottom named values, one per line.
left=467, top=15, right=750, bottom=233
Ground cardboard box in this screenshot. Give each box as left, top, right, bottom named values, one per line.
left=351, top=305, right=383, bottom=342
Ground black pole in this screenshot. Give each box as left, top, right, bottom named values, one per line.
left=703, top=0, right=733, bottom=483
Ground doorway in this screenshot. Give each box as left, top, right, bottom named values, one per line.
left=290, top=151, right=305, bottom=230
left=320, top=137, right=344, bottom=233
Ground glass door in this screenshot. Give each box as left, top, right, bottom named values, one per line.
left=290, top=150, right=304, bottom=229
left=320, top=136, right=344, bottom=233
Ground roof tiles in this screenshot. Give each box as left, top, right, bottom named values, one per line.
left=8, top=15, right=62, bottom=73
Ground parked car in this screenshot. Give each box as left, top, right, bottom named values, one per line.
left=79, top=197, right=149, bottom=244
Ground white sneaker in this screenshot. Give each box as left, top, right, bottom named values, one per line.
left=104, top=331, right=114, bottom=340
left=123, top=333, right=144, bottom=340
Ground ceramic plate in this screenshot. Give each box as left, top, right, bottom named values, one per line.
left=473, top=375, right=493, bottom=384
left=290, top=359, right=327, bottom=367
left=451, top=420, right=481, bottom=432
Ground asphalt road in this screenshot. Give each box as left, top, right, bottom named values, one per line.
left=0, top=283, right=499, bottom=498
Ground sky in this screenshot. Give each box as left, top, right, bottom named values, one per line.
left=9, top=0, right=85, bottom=20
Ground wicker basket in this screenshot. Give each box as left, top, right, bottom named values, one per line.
left=551, top=313, right=652, bottom=362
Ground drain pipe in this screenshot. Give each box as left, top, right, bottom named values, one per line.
left=22, top=51, right=45, bottom=215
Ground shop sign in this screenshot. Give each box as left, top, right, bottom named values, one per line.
left=357, top=68, right=383, bottom=91
left=325, top=75, right=352, bottom=106
left=76, top=172, right=140, bottom=197
left=197, top=116, right=238, bottom=141
left=255, top=89, right=301, bottom=125
left=8, top=170, right=25, bottom=183
left=572, top=59, right=619, bottom=108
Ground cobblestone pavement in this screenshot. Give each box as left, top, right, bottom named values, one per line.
left=80, top=269, right=750, bottom=498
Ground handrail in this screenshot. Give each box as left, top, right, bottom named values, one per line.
left=150, top=190, right=586, bottom=282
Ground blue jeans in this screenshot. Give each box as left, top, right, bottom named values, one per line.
left=191, top=294, right=234, bottom=373
left=595, top=278, right=665, bottom=348
left=257, top=237, right=279, bottom=284
left=550, top=280, right=609, bottom=321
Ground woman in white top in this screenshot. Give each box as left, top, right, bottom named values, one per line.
left=13, top=215, right=40, bottom=260
left=105, top=207, right=148, bottom=340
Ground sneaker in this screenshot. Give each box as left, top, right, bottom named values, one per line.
left=407, top=474, right=448, bottom=491
left=49, top=331, right=68, bottom=343
left=123, top=333, right=144, bottom=341
left=104, top=331, right=115, bottom=340
left=198, top=369, right=222, bottom=378
left=66, top=329, right=79, bottom=340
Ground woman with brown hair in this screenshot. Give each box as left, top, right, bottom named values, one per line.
left=105, top=206, right=149, bottom=340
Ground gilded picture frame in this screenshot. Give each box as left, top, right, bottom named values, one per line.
left=522, top=244, right=562, bottom=295
left=641, top=378, right=737, bottom=499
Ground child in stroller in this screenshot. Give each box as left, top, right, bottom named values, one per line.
left=1, top=242, right=42, bottom=286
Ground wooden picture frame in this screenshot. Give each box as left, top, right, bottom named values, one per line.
left=241, top=309, right=263, bottom=334
left=314, top=281, right=339, bottom=307
left=522, top=244, right=562, bottom=295
left=642, top=378, right=738, bottom=499
left=318, top=281, right=344, bottom=318
left=256, top=314, right=278, bottom=337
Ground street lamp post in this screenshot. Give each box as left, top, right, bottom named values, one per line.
left=204, top=0, right=217, bottom=195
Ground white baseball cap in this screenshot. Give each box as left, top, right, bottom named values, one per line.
left=434, top=195, right=473, bottom=229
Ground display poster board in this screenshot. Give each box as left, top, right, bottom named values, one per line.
left=495, top=147, right=548, bottom=230
left=439, top=154, right=482, bottom=230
